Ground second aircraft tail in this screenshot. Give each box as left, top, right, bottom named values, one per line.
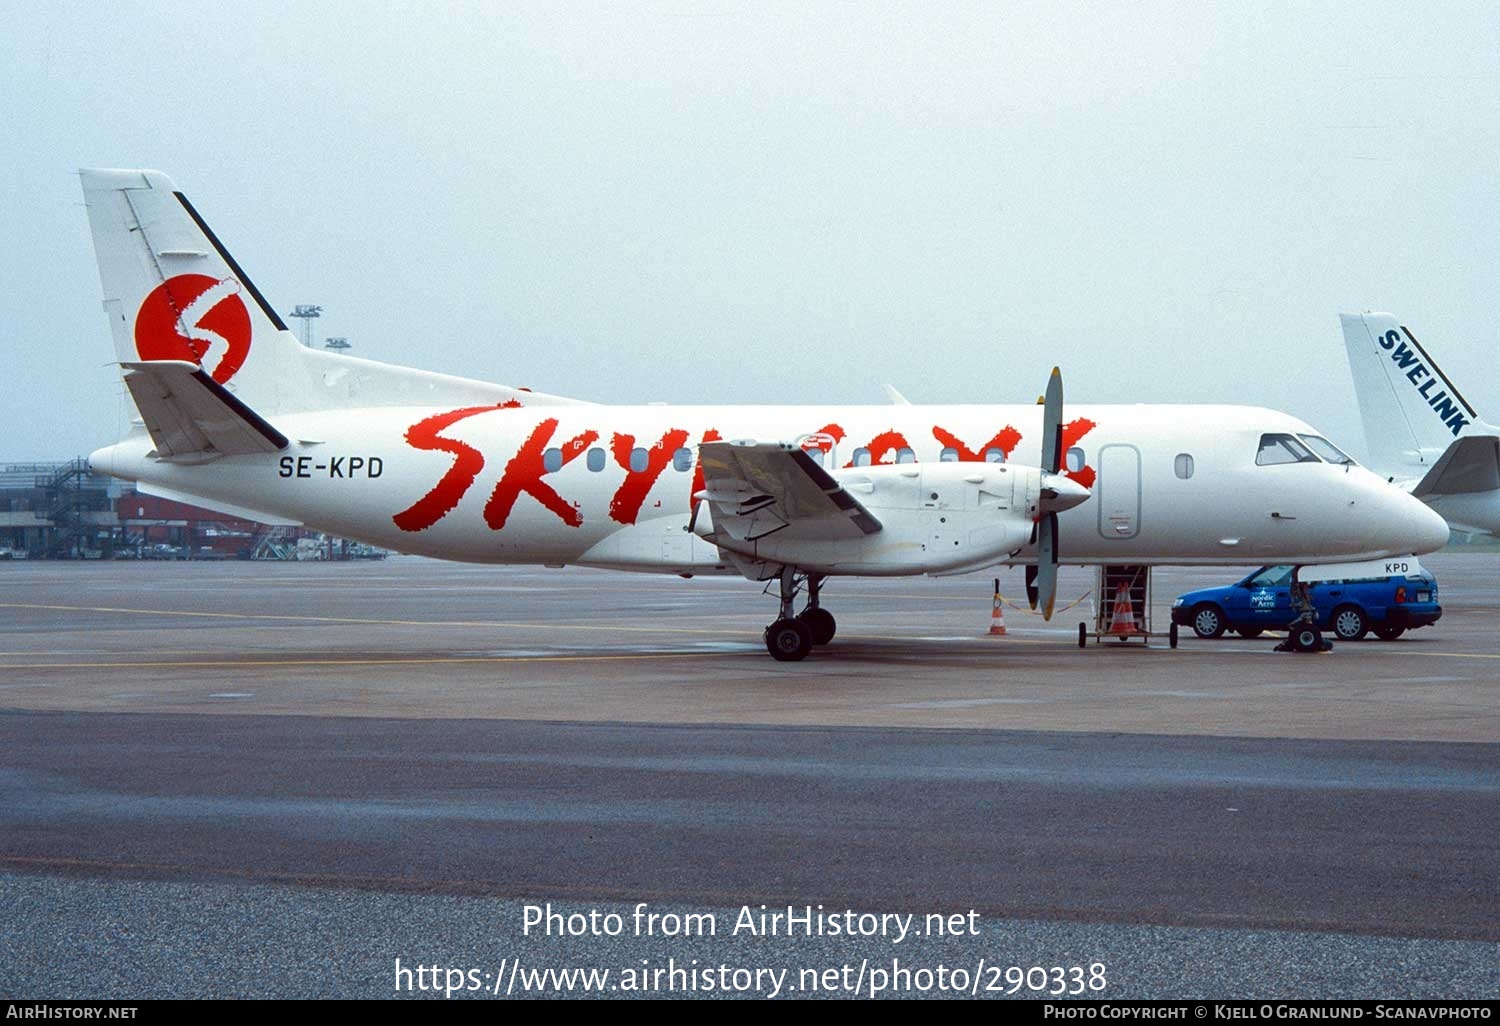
left=1338, top=312, right=1485, bottom=478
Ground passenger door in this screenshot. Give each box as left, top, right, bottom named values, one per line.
left=1095, top=444, right=1141, bottom=540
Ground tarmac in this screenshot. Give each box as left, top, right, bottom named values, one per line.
left=0, top=554, right=1496, bottom=998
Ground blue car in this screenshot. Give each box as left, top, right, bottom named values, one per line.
left=1171, top=563, right=1442, bottom=641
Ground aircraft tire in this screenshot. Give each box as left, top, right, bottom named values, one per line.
left=797, top=608, right=836, bottom=646
left=1292, top=626, right=1323, bottom=653
left=765, top=618, right=813, bottom=661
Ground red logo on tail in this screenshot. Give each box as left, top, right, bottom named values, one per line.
left=134, top=274, right=252, bottom=384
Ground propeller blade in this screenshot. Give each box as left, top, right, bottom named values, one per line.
left=1030, top=369, right=1069, bottom=620
left=1041, top=366, right=1064, bottom=475
left=1037, top=511, right=1059, bottom=619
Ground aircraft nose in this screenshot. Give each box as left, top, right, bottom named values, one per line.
left=1406, top=498, right=1450, bottom=554
left=1345, top=474, right=1449, bottom=558
left=1374, top=486, right=1449, bottom=556
left=1040, top=472, right=1091, bottom=514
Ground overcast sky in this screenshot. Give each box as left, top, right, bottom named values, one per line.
left=4, top=1, right=1499, bottom=461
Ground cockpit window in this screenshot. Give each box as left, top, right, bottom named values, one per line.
left=1298, top=435, right=1355, bottom=466
left=1255, top=433, right=1320, bottom=466
left=1247, top=565, right=1293, bottom=587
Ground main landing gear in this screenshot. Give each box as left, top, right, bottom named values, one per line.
left=764, top=570, right=836, bottom=662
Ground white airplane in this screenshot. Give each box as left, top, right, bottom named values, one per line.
left=78, top=169, right=1448, bottom=660
left=1340, top=312, right=1500, bottom=537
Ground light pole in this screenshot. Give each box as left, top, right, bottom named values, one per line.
left=289, top=304, right=322, bottom=348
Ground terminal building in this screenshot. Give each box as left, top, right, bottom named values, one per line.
left=0, top=459, right=384, bottom=560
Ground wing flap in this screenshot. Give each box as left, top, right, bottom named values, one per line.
left=697, top=441, right=882, bottom=543
left=121, top=360, right=288, bottom=458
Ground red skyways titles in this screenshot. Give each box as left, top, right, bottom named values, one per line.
left=931, top=425, right=1022, bottom=463
left=609, top=429, right=691, bottom=524
left=485, top=420, right=599, bottom=530
left=393, top=409, right=1100, bottom=533
left=1060, top=418, right=1098, bottom=489
left=392, top=401, right=521, bottom=532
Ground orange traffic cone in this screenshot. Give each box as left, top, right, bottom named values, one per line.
left=1109, top=583, right=1139, bottom=636
left=989, top=584, right=1008, bottom=636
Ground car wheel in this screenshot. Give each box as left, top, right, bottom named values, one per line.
left=1191, top=604, right=1226, bottom=639
left=1236, top=627, right=1263, bottom=639
left=1373, top=625, right=1406, bottom=641
left=1331, top=605, right=1369, bottom=641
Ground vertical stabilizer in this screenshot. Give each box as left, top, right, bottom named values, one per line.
left=81, top=168, right=307, bottom=414
left=1338, top=312, right=1482, bottom=477
left=81, top=168, right=584, bottom=419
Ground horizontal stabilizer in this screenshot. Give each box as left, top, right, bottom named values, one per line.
left=121, top=360, right=288, bottom=459
left=1412, top=435, right=1500, bottom=498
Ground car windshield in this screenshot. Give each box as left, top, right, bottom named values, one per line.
left=1298, top=434, right=1356, bottom=465
left=1255, top=433, right=1321, bottom=466
left=1247, top=565, right=1293, bottom=587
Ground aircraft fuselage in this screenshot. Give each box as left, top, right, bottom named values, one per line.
left=92, top=400, right=1442, bottom=574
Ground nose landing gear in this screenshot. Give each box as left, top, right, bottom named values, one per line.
left=1273, top=572, right=1333, bottom=654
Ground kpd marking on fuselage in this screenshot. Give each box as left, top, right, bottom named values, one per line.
left=279, top=455, right=385, bottom=479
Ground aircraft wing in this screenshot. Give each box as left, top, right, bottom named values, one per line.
left=1412, top=434, right=1500, bottom=498
left=121, top=360, right=289, bottom=459
left=696, top=440, right=882, bottom=543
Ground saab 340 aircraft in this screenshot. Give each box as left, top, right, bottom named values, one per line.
left=78, top=169, right=1447, bottom=660
left=1341, top=311, right=1500, bottom=538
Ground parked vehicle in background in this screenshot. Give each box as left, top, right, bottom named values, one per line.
left=1171, top=561, right=1441, bottom=641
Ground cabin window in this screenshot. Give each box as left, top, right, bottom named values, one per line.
left=1256, top=433, right=1319, bottom=466
left=586, top=447, right=606, bottom=472
left=629, top=447, right=650, bottom=473
left=984, top=447, right=1006, bottom=463
left=672, top=447, right=693, bottom=472
left=1174, top=453, right=1195, bottom=479
left=1066, top=446, right=1085, bottom=473
left=939, top=447, right=959, bottom=462
left=805, top=448, right=825, bottom=467
left=852, top=447, right=872, bottom=467
left=543, top=448, right=563, bottom=473
left=896, top=447, right=917, bottom=464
